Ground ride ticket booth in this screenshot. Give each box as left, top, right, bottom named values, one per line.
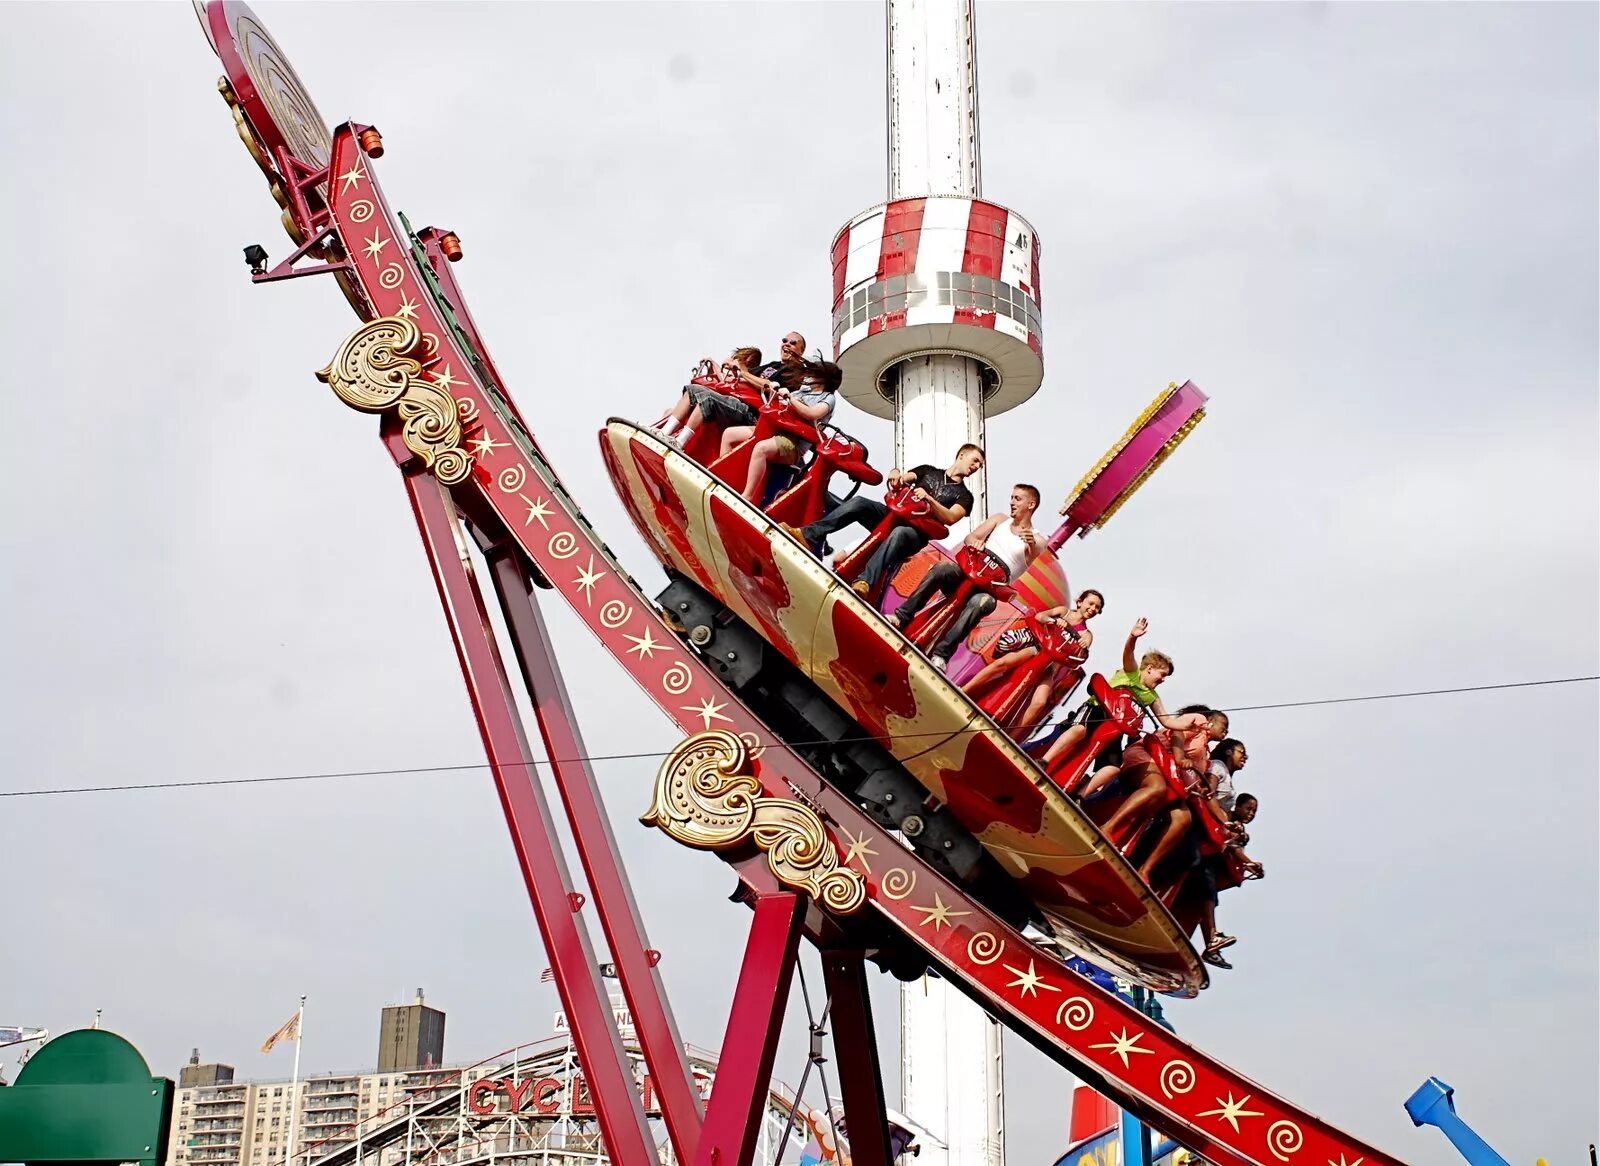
left=0, top=1029, right=174, bottom=1166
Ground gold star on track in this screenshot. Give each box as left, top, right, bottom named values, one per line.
left=912, top=892, right=969, bottom=931
left=624, top=627, right=662, bottom=659
left=573, top=557, right=606, bottom=604
left=521, top=494, right=552, bottom=529
left=1090, top=1027, right=1155, bottom=1069
left=429, top=364, right=460, bottom=391
left=469, top=432, right=505, bottom=458
left=1001, top=958, right=1061, bottom=998
left=682, top=696, right=732, bottom=730
left=338, top=162, right=365, bottom=192
left=361, top=232, right=390, bottom=259
left=1329, top=1157, right=1364, bottom=1166
left=840, top=830, right=877, bottom=874
left=394, top=293, right=420, bottom=320
left=1197, top=1093, right=1264, bottom=1133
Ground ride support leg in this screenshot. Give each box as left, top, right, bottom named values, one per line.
left=820, top=952, right=894, bottom=1166
left=483, top=545, right=704, bottom=1161
left=696, top=893, right=806, bottom=1166
left=401, top=472, right=657, bottom=1166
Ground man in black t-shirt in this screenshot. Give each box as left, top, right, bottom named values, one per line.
left=789, top=443, right=985, bottom=593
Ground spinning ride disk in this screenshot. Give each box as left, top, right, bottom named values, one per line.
left=601, top=420, right=1203, bottom=995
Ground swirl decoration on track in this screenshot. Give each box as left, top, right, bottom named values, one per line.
left=966, top=931, right=1003, bottom=966
left=1055, top=996, right=1095, bottom=1032
left=1160, top=1058, right=1196, bottom=1099
left=599, top=600, right=633, bottom=629
left=641, top=730, right=865, bottom=914
left=316, top=317, right=473, bottom=484
left=881, top=868, right=916, bottom=900
left=1267, top=1119, right=1305, bottom=1162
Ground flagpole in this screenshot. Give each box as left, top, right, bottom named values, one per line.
left=284, top=996, right=305, bottom=1166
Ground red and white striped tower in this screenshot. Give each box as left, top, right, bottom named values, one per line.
left=833, top=4, right=1040, bottom=1166
left=831, top=0, right=1044, bottom=533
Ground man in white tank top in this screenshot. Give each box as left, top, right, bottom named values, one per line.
left=888, top=484, right=1044, bottom=672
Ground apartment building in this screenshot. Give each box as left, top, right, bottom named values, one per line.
left=167, top=994, right=455, bottom=1166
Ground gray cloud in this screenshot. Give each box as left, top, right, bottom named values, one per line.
left=1, top=3, right=1594, bottom=1164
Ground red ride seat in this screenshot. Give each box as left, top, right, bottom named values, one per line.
left=705, top=385, right=824, bottom=496
left=832, top=486, right=949, bottom=602
left=676, top=361, right=763, bottom=467
left=765, top=425, right=883, bottom=530
left=1041, top=675, right=1147, bottom=793
left=967, top=618, right=1089, bottom=732
left=900, top=545, right=1018, bottom=653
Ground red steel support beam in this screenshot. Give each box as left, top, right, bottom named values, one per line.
left=820, top=952, right=893, bottom=1166
left=695, top=893, right=805, bottom=1166
left=484, top=544, right=705, bottom=1161
left=402, top=471, right=656, bottom=1166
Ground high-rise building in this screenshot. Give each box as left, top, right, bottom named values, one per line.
left=167, top=994, right=451, bottom=1166
left=376, top=989, right=445, bottom=1073
left=167, top=1065, right=461, bottom=1166
left=180, top=1049, right=237, bottom=1089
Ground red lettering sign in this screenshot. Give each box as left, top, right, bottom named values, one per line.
left=467, top=1080, right=496, bottom=1115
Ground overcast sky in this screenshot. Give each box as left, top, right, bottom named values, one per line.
left=1, top=2, right=1595, bottom=1163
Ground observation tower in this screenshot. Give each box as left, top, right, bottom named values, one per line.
left=832, top=3, right=1038, bottom=1165
left=832, top=0, right=1044, bottom=533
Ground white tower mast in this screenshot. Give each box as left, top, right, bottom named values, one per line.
left=832, top=4, right=1048, bottom=1166
left=886, top=0, right=987, bottom=522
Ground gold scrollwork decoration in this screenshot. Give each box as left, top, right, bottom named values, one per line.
left=641, top=730, right=865, bottom=915
left=316, top=316, right=473, bottom=485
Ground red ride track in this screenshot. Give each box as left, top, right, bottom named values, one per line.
left=197, top=4, right=1405, bottom=1149
left=286, top=121, right=1403, bottom=1166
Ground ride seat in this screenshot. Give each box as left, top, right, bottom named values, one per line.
left=832, top=486, right=950, bottom=602
left=766, top=425, right=882, bottom=530
left=900, top=545, right=1018, bottom=654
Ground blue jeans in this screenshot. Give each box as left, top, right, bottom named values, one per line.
left=801, top=497, right=931, bottom=588
left=897, top=558, right=997, bottom=658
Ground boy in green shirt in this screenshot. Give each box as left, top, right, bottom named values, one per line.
left=1039, top=618, right=1194, bottom=795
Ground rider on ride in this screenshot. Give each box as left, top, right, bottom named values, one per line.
left=888, top=483, right=1044, bottom=672
left=785, top=444, right=984, bottom=597
left=962, top=588, right=1105, bottom=733
left=651, top=331, right=806, bottom=448
left=717, top=360, right=842, bottom=503
left=1196, top=737, right=1250, bottom=968
left=1037, top=619, right=1195, bottom=791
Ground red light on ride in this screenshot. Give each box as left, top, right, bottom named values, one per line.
left=358, top=127, right=385, bottom=157
left=440, top=232, right=463, bottom=262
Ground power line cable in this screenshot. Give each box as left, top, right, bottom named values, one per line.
left=2, top=674, right=1593, bottom=800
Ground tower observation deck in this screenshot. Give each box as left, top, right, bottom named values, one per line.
left=832, top=0, right=1045, bottom=528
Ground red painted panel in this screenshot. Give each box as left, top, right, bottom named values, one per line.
left=936, top=730, right=1047, bottom=835
left=962, top=200, right=1008, bottom=281
left=879, top=197, right=927, bottom=279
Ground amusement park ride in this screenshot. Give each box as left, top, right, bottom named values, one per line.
left=191, top=3, right=1410, bottom=1166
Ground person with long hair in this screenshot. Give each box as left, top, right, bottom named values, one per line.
left=715, top=359, right=843, bottom=503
